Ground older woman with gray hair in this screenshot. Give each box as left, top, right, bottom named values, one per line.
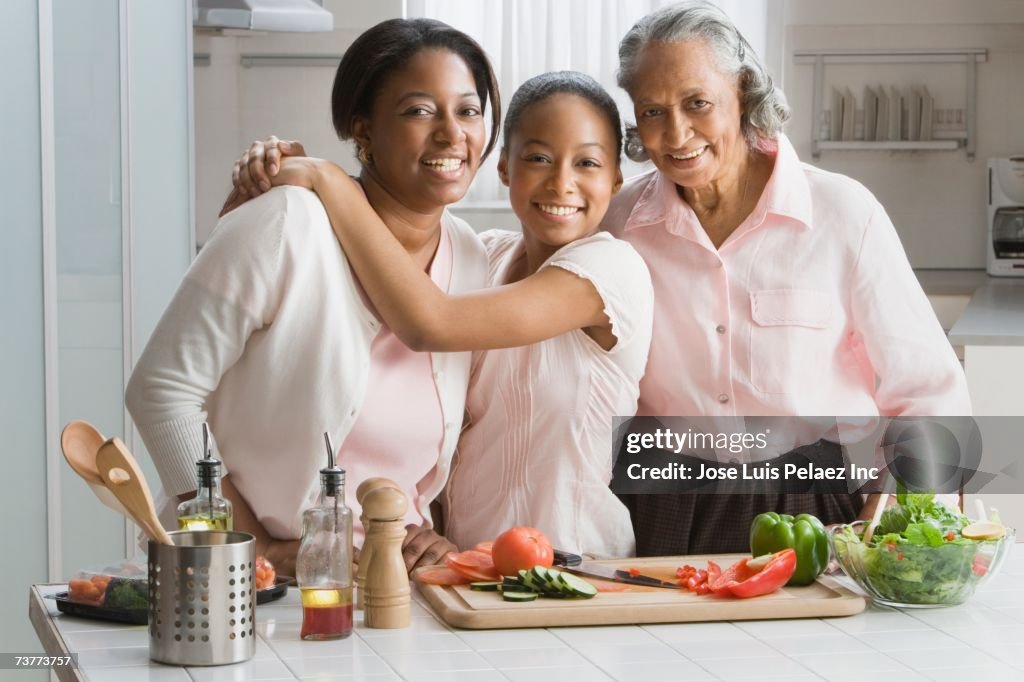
left=604, top=1, right=970, bottom=554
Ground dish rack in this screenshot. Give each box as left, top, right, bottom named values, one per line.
left=793, top=48, right=988, bottom=160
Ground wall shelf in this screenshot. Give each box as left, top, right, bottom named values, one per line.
left=793, top=48, right=988, bottom=160
left=817, top=140, right=959, bottom=152
left=240, top=54, right=342, bottom=68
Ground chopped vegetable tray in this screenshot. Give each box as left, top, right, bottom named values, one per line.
left=414, top=554, right=866, bottom=629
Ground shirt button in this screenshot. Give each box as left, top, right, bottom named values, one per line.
left=349, top=408, right=357, bottom=417
left=434, top=371, right=443, bottom=380
left=445, top=422, right=454, bottom=430
left=717, top=393, right=729, bottom=404
left=715, top=324, right=726, bottom=334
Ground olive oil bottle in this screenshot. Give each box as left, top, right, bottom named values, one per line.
left=177, top=423, right=233, bottom=531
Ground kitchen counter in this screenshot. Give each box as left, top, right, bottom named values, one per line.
left=948, top=278, right=1024, bottom=346
left=29, top=543, right=1024, bottom=682
left=914, top=269, right=988, bottom=298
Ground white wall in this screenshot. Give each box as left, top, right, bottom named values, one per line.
left=193, top=0, right=404, bottom=244
left=1, top=0, right=49, bottom=665
left=782, top=0, right=1024, bottom=268
left=1, top=0, right=193, bottom=659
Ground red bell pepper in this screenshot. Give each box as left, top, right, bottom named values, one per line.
left=708, top=548, right=797, bottom=598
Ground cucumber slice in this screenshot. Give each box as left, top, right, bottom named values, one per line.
left=557, top=572, right=598, bottom=598
left=502, top=591, right=539, bottom=602
left=469, top=582, right=501, bottom=591
left=498, top=583, right=534, bottom=593
left=519, top=569, right=539, bottom=591
left=543, top=568, right=567, bottom=596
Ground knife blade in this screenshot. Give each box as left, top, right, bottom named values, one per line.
left=553, top=551, right=683, bottom=589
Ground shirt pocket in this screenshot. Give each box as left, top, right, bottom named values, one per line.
left=749, top=289, right=832, bottom=395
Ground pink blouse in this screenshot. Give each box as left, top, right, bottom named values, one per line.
left=601, top=135, right=969, bottom=455
left=443, top=231, right=653, bottom=557
left=339, top=224, right=453, bottom=545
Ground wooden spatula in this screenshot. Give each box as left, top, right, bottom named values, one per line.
left=95, top=437, right=174, bottom=546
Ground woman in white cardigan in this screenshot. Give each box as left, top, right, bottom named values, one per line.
left=125, top=19, right=498, bottom=575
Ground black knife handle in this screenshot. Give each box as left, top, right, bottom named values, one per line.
left=552, top=548, right=583, bottom=567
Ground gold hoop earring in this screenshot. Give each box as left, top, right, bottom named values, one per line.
left=357, top=147, right=373, bottom=165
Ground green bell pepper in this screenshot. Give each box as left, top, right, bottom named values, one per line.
left=749, top=512, right=829, bottom=586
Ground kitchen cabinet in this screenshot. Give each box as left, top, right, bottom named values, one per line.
left=948, top=279, right=1024, bottom=536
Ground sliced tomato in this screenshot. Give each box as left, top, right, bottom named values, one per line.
left=416, top=567, right=473, bottom=586
left=446, top=549, right=494, bottom=569
left=444, top=551, right=500, bottom=581
left=708, top=549, right=797, bottom=599
left=473, top=541, right=494, bottom=555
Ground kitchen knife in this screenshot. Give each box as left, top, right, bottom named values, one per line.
left=553, top=549, right=683, bottom=589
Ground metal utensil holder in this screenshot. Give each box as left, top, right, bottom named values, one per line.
left=148, top=530, right=256, bottom=666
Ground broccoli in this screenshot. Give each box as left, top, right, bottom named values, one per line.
left=104, top=578, right=148, bottom=610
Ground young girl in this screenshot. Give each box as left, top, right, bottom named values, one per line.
left=242, top=72, right=653, bottom=558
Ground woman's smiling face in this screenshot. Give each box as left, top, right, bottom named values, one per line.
left=499, top=93, right=622, bottom=249
left=355, top=47, right=486, bottom=211
left=628, top=39, right=747, bottom=190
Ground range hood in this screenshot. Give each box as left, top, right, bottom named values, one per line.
left=194, top=0, right=334, bottom=32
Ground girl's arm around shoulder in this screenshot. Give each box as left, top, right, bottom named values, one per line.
left=301, top=163, right=615, bottom=352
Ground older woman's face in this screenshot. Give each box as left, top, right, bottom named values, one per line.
left=358, top=48, right=486, bottom=211
left=628, top=39, right=746, bottom=190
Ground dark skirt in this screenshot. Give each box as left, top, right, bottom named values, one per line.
left=617, top=440, right=864, bottom=556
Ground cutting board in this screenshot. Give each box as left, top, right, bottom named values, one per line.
left=415, top=554, right=865, bottom=629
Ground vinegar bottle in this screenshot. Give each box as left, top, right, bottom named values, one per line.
left=177, top=423, right=233, bottom=531
left=297, top=432, right=354, bottom=640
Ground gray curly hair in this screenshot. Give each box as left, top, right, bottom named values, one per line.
left=616, top=1, right=790, bottom=161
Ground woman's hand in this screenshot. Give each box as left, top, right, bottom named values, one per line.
left=219, top=136, right=307, bottom=217
left=401, top=523, right=458, bottom=574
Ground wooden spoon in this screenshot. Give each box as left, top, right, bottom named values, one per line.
left=95, top=437, right=174, bottom=546
left=60, top=420, right=105, bottom=485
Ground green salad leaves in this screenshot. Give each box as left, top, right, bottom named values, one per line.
left=835, top=493, right=989, bottom=605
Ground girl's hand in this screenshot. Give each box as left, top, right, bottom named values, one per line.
left=270, top=156, right=329, bottom=192
left=219, top=136, right=307, bottom=217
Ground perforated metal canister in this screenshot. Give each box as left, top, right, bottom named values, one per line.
left=148, top=530, right=256, bottom=666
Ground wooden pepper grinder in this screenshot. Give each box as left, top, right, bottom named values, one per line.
left=361, top=486, right=411, bottom=629
left=355, top=477, right=400, bottom=609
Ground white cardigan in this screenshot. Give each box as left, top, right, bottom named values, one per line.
left=125, top=186, right=487, bottom=539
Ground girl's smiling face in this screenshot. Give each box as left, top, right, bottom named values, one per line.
left=354, top=48, right=487, bottom=212
left=499, top=93, right=622, bottom=249
left=627, top=38, right=747, bottom=191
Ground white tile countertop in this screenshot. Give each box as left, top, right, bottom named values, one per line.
left=30, top=543, right=1024, bottom=682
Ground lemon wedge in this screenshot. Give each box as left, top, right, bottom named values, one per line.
left=961, top=521, right=1006, bottom=541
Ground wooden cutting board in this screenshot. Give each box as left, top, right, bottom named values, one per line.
left=415, top=554, right=865, bottom=629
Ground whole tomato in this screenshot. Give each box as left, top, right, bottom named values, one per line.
left=491, top=527, right=554, bottom=577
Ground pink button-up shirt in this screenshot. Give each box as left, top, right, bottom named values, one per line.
left=602, top=135, right=969, bottom=439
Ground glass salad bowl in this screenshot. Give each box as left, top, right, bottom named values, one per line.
left=829, top=520, right=1015, bottom=608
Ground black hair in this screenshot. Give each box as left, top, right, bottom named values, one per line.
left=331, top=18, right=501, bottom=159
left=502, top=71, right=622, bottom=160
